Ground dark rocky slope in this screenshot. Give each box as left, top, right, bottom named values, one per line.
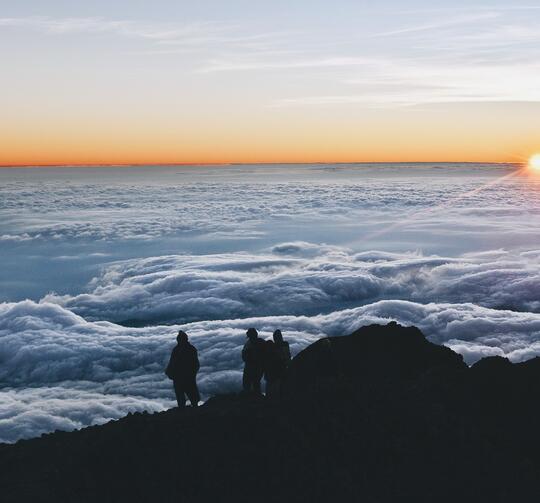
left=1, top=322, right=540, bottom=502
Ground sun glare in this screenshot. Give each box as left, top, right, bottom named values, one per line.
left=528, top=154, right=540, bottom=172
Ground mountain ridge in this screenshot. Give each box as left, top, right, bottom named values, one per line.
left=2, top=322, right=539, bottom=502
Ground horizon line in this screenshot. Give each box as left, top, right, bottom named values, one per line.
left=0, top=160, right=523, bottom=168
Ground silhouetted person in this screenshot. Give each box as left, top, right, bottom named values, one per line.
left=166, top=330, right=200, bottom=408
left=263, top=340, right=283, bottom=399
left=273, top=329, right=291, bottom=368
left=242, top=328, right=265, bottom=394
left=264, top=330, right=291, bottom=399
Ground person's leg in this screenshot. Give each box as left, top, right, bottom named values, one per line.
left=243, top=367, right=252, bottom=392
left=186, top=377, right=200, bottom=407
left=253, top=369, right=263, bottom=395
left=173, top=380, right=187, bottom=408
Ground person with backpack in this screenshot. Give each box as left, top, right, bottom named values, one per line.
left=242, top=328, right=265, bottom=395
left=263, top=330, right=291, bottom=399
left=165, top=330, right=200, bottom=408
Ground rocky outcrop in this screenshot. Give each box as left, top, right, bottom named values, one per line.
left=284, top=321, right=467, bottom=403
left=1, top=322, right=539, bottom=502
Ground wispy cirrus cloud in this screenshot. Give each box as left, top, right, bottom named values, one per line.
left=0, top=16, right=204, bottom=40
left=394, top=5, right=540, bottom=15
left=198, top=56, right=377, bottom=73
left=374, top=12, right=502, bottom=37
left=185, top=5, right=540, bottom=107
left=271, top=58, right=540, bottom=108
left=0, top=16, right=281, bottom=51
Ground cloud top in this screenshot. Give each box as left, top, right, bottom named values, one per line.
left=42, top=246, right=540, bottom=324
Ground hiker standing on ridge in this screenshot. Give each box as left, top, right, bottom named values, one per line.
left=264, top=330, right=291, bottom=399
left=166, top=330, right=200, bottom=408
left=242, top=328, right=265, bottom=394
left=273, top=329, right=291, bottom=369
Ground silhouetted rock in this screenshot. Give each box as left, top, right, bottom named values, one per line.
left=284, top=322, right=466, bottom=406
left=517, top=355, right=540, bottom=376
left=471, top=354, right=513, bottom=373
left=1, top=322, right=539, bottom=502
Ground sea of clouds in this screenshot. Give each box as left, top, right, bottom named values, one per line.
left=1, top=164, right=539, bottom=246
left=1, top=164, right=540, bottom=443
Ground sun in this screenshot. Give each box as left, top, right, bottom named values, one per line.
left=528, top=154, right=540, bottom=172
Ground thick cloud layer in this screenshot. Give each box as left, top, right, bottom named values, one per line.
left=43, top=245, right=540, bottom=324
left=2, top=164, right=539, bottom=244
left=2, top=164, right=540, bottom=443
left=0, top=387, right=168, bottom=444
left=2, top=298, right=540, bottom=443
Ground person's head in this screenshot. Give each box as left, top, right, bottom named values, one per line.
left=273, top=329, right=283, bottom=343
left=246, top=327, right=258, bottom=341
left=177, top=330, right=188, bottom=344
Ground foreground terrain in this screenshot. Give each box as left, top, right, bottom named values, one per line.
left=1, top=322, right=539, bottom=502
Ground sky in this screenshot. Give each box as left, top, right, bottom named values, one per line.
left=1, top=0, right=539, bottom=165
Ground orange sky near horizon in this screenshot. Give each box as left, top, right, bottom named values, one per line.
left=1, top=6, right=539, bottom=167
left=1, top=101, right=538, bottom=166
